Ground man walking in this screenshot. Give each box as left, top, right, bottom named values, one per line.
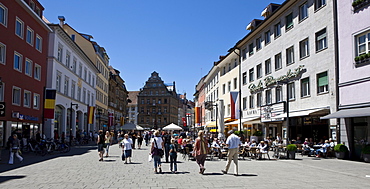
left=221, top=130, right=241, bottom=176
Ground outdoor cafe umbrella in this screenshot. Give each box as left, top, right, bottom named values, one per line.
left=120, top=123, right=137, bottom=130
left=136, top=125, right=144, bottom=131
left=162, top=123, right=183, bottom=131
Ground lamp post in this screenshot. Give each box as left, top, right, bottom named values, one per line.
left=277, top=81, right=290, bottom=144
left=205, top=101, right=218, bottom=133
left=70, top=102, right=78, bottom=146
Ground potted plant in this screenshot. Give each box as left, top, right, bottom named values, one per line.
left=362, top=145, right=370, bottom=163
left=334, top=144, right=348, bottom=159
left=286, top=144, right=297, bottom=159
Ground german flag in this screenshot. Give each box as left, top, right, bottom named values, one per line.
left=195, top=107, right=201, bottom=124
left=87, top=106, right=95, bottom=124
left=44, top=89, right=56, bottom=119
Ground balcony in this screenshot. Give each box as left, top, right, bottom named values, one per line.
left=353, top=0, right=370, bottom=11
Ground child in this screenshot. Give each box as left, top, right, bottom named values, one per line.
left=169, top=139, right=178, bottom=173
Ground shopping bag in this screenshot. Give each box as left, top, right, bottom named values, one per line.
left=148, top=154, right=153, bottom=162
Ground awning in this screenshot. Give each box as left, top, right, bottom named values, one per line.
left=321, top=107, right=370, bottom=119
left=210, top=129, right=219, bottom=132
left=225, top=117, right=260, bottom=125
left=275, top=108, right=329, bottom=119
left=206, top=117, right=236, bottom=127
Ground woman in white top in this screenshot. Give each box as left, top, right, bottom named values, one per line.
left=104, top=131, right=112, bottom=157
left=150, top=130, right=164, bottom=174
left=121, top=134, right=133, bottom=164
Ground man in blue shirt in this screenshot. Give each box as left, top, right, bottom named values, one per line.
left=222, top=130, right=242, bottom=176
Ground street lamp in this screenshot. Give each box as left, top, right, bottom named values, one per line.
left=70, top=102, right=78, bottom=146
left=205, top=101, right=218, bottom=133
left=277, top=80, right=290, bottom=145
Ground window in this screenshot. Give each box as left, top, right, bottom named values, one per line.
left=57, top=46, right=63, bottom=62
left=78, top=64, right=82, bottom=77
left=241, top=48, right=247, bottom=60
left=25, top=58, right=32, bottom=76
left=64, top=77, right=69, bottom=96
left=249, top=95, right=254, bottom=109
left=256, top=37, right=262, bottom=51
left=0, top=82, right=4, bottom=101
left=276, top=87, right=282, bottom=103
left=234, top=59, right=238, bottom=68
left=242, top=72, right=247, bottom=85
left=265, top=59, right=271, bottom=75
left=356, top=31, right=370, bottom=56
left=84, top=68, right=87, bottom=81
left=14, top=52, right=22, bottom=72
left=317, top=71, right=328, bottom=93
left=266, top=90, right=272, bottom=105
left=286, top=13, right=293, bottom=30
left=77, top=86, right=81, bottom=101
left=299, top=2, right=308, bottom=21
left=248, top=43, right=254, bottom=56
left=24, top=90, right=31, bottom=107
left=316, top=28, right=327, bottom=52
left=0, top=3, right=8, bottom=26
left=71, top=81, right=76, bottom=99
left=72, top=58, right=77, bottom=72
left=257, top=64, right=263, bottom=79
left=243, top=97, right=247, bottom=110
left=12, top=87, right=21, bottom=105
left=33, top=93, right=40, bottom=109
left=227, top=104, right=231, bottom=116
left=249, top=68, right=254, bottom=82
left=301, top=77, right=310, bottom=97
left=56, top=74, right=61, bottom=92
left=15, top=18, right=24, bottom=38
left=0, top=42, right=5, bottom=64
left=233, top=78, right=237, bottom=90
left=257, top=93, right=262, bottom=107
left=34, top=64, right=41, bottom=80
left=286, top=46, right=295, bottom=65
left=265, top=30, right=271, bottom=45
left=274, top=22, right=281, bottom=38
left=299, top=38, right=309, bottom=58
left=222, top=84, right=226, bottom=94
left=315, top=0, right=326, bottom=10
left=26, top=27, right=34, bottom=46
left=288, top=82, right=295, bottom=100
left=83, top=88, right=86, bottom=103
left=66, top=52, right=70, bottom=68
left=228, top=81, right=231, bottom=92
left=35, top=35, right=42, bottom=52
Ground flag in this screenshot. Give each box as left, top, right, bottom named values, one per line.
left=87, top=106, right=95, bottom=124
left=182, top=117, right=187, bottom=126
left=108, top=113, right=114, bottom=127
left=120, top=117, right=124, bottom=126
left=44, top=89, right=56, bottom=119
left=195, top=107, right=200, bottom=124
left=230, top=92, right=239, bottom=119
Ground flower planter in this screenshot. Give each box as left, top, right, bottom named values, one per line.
left=363, top=154, right=370, bottom=163
left=287, top=151, right=295, bottom=159
left=335, top=152, right=345, bottom=159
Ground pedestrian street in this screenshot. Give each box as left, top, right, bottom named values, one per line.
left=1, top=144, right=370, bottom=189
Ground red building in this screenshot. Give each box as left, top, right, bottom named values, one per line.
left=0, top=0, right=51, bottom=146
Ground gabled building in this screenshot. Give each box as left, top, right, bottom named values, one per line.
left=137, top=72, right=179, bottom=129
left=0, top=0, right=51, bottom=145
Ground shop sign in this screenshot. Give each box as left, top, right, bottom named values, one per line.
left=249, top=65, right=305, bottom=93
left=0, top=102, right=5, bottom=117
left=260, top=102, right=285, bottom=122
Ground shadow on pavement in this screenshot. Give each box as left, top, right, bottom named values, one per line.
left=0, top=175, right=26, bottom=184
left=160, top=171, right=190, bottom=174
left=235, top=173, right=258, bottom=177
left=0, top=145, right=97, bottom=174
left=202, top=173, right=224, bottom=176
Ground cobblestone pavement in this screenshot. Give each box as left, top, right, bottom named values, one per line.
left=1, top=144, right=370, bottom=189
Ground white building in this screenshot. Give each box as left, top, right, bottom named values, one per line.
left=45, top=21, right=98, bottom=140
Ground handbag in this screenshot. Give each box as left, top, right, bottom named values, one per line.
left=153, top=139, right=164, bottom=157
left=122, top=153, right=125, bottom=161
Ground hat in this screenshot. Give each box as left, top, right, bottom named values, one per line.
left=228, top=130, right=234, bottom=134
left=325, top=140, right=329, bottom=143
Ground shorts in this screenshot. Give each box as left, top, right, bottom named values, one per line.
left=98, top=144, right=104, bottom=152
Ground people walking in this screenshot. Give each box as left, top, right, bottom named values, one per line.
left=8, top=134, right=23, bottom=165
left=169, top=138, right=178, bottom=173
left=137, top=134, right=143, bottom=149
left=151, top=130, right=164, bottom=174
left=221, top=130, right=242, bottom=176
left=193, top=130, right=208, bottom=174
left=122, top=134, right=133, bottom=164
left=104, top=131, right=112, bottom=157
left=162, top=131, right=171, bottom=163
left=97, top=130, right=105, bottom=161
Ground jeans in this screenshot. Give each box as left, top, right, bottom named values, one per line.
left=164, top=143, right=170, bottom=162
left=105, top=143, right=110, bottom=153
left=9, top=150, right=23, bottom=164
left=153, top=155, right=161, bottom=168
left=170, top=154, right=177, bottom=172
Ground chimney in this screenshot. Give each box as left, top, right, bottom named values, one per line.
left=58, top=16, right=65, bottom=26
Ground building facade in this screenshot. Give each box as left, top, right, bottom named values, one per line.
left=0, top=0, right=51, bottom=146
left=45, top=22, right=98, bottom=140
left=137, top=72, right=179, bottom=129
left=127, top=91, right=140, bottom=125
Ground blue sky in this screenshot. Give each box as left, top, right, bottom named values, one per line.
left=40, top=0, right=285, bottom=98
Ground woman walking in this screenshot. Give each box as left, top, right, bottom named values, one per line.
left=151, top=130, right=164, bottom=174
left=137, top=134, right=143, bottom=149
left=97, top=130, right=105, bottom=161
left=8, top=134, right=23, bottom=165
left=122, top=134, right=133, bottom=164
left=193, top=130, right=208, bottom=174
left=104, top=131, right=112, bottom=157
left=169, top=138, right=178, bottom=173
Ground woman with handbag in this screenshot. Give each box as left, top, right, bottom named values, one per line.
left=193, top=130, right=209, bottom=174
left=8, top=134, right=23, bottom=165
left=150, top=130, right=164, bottom=174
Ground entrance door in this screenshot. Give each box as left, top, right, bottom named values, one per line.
left=353, top=117, right=368, bottom=159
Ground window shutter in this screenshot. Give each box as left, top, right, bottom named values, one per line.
left=318, top=72, right=328, bottom=87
